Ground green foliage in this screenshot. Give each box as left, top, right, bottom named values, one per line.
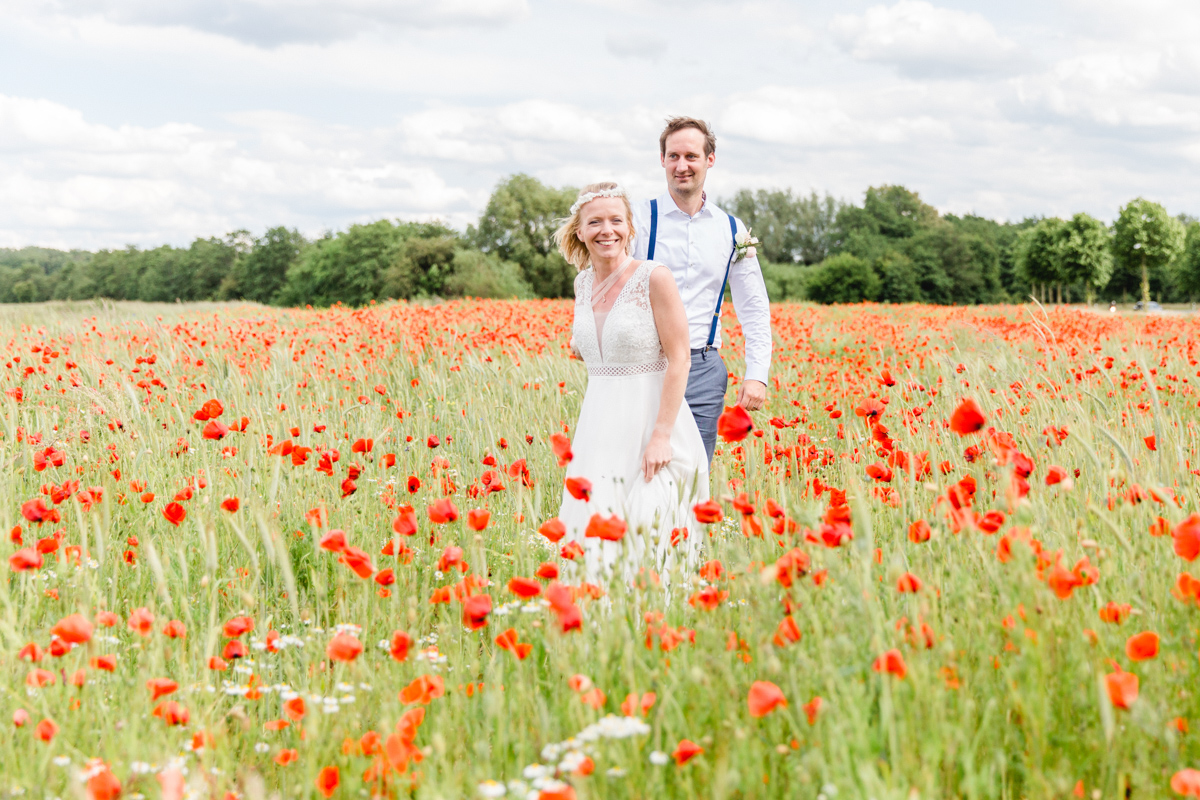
left=803, top=253, right=879, bottom=303
left=759, top=260, right=809, bottom=301
left=278, top=221, right=454, bottom=307
left=1110, top=198, right=1187, bottom=305
left=876, top=250, right=923, bottom=303
left=721, top=189, right=842, bottom=265
left=1176, top=222, right=1200, bottom=301
left=443, top=250, right=534, bottom=299
left=470, top=174, right=577, bottom=298
left=221, top=227, right=306, bottom=303
left=1059, top=213, right=1112, bottom=303
left=1015, top=218, right=1067, bottom=295
left=3, top=178, right=1193, bottom=308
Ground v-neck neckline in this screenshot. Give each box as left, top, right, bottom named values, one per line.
left=589, top=263, right=641, bottom=363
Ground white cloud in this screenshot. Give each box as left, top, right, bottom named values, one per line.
left=605, top=30, right=668, bottom=60
left=15, top=0, right=530, bottom=45
left=830, top=1, right=1020, bottom=78
left=3, top=1, right=1200, bottom=251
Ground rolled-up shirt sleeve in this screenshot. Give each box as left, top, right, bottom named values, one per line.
left=728, top=218, right=773, bottom=385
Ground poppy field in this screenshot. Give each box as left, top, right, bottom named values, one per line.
left=3, top=298, right=1200, bottom=800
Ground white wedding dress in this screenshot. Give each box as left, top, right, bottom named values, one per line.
left=558, top=260, right=710, bottom=585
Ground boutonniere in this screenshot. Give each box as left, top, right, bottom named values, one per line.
left=734, top=229, right=760, bottom=261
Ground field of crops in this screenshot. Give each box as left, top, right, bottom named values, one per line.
left=2, top=298, right=1199, bottom=800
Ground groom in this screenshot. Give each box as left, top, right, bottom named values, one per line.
left=632, top=117, right=772, bottom=462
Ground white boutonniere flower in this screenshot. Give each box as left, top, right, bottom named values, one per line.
left=734, top=228, right=760, bottom=262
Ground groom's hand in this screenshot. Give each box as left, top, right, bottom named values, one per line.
left=736, top=379, right=767, bottom=411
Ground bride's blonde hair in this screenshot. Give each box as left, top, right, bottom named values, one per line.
left=553, top=182, right=636, bottom=271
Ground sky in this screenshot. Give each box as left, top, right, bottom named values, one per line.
left=1, top=0, right=1198, bottom=250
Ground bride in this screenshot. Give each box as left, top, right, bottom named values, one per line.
left=552, top=182, right=709, bottom=585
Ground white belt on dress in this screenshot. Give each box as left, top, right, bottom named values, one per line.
left=587, top=358, right=668, bottom=377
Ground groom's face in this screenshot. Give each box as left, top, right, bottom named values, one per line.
left=661, top=129, right=715, bottom=196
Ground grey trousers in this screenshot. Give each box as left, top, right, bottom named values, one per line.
left=686, top=348, right=728, bottom=464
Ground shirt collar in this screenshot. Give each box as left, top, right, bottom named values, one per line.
left=659, top=190, right=713, bottom=219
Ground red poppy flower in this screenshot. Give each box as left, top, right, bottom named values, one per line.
left=1126, top=631, right=1159, bottom=661
left=462, top=594, right=492, bottom=630
left=538, top=518, right=566, bottom=542
left=315, top=766, right=339, bottom=799
left=1045, top=465, right=1068, bottom=486
left=908, top=519, right=932, bottom=543
left=162, top=620, right=186, bottom=639
left=717, top=405, right=754, bottom=442
left=1105, top=668, right=1138, bottom=709
left=428, top=498, right=459, bottom=524
left=35, top=718, right=59, bottom=743
left=550, top=433, right=573, bottom=466
left=508, top=577, right=542, bottom=598
left=467, top=508, right=490, bottom=531
left=284, top=696, right=306, bottom=721
left=772, top=615, right=802, bottom=646
left=50, top=614, right=92, bottom=644
left=147, top=678, right=178, bottom=701
left=1171, top=769, right=1200, bottom=797
left=128, top=607, right=155, bottom=636
left=389, top=630, right=413, bottom=662
left=672, top=739, right=703, bottom=765
left=896, top=573, right=922, bottom=593
left=319, top=529, right=347, bottom=553
left=1174, top=514, right=1200, bottom=561
left=495, top=628, right=533, bottom=660
left=326, top=632, right=364, bottom=662
left=393, top=506, right=418, bottom=536
left=223, top=616, right=254, bottom=638
left=9, top=548, right=43, bottom=572
left=564, top=477, right=592, bottom=501
left=872, top=649, right=907, bottom=679
left=584, top=513, right=626, bottom=542
left=693, top=500, right=723, bottom=524
left=162, top=502, right=186, bottom=526
left=950, top=398, right=986, bottom=435
left=399, top=674, right=445, bottom=704
left=220, top=496, right=240, bottom=512
left=152, top=701, right=189, bottom=726
left=803, top=696, right=823, bottom=725
left=1144, top=435, right=1157, bottom=451
left=747, top=681, right=787, bottom=718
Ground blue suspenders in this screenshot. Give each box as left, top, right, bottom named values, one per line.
left=647, top=200, right=738, bottom=350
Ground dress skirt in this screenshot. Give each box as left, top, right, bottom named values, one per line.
left=557, top=365, right=710, bottom=586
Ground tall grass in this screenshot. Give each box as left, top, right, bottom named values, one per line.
left=0, top=300, right=1197, bottom=799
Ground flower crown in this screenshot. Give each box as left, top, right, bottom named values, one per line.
left=569, top=186, right=627, bottom=216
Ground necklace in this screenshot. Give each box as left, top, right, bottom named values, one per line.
left=590, top=256, right=635, bottom=310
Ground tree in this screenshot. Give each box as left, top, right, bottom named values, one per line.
left=876, top=250, right=922, bottom=303
left=221, top=227, right=307, bottom=303
left=276, top=220, right=453, bottom=307
left=1058, top=213, right=1112, bottom=305
left=379, top=233, right=459, bottom=299
left=1111, top=198, right=1186, bottom=307
left=722, top=189, right=842, bottom=264
left=1014, top=218, right=1065, bottom=303
left=803, top=254, right=879, bottom=303
left=1175, top=221, right=1200, bottom=302
left=443, top=251, right=533, bottom=299
left=470, top=174, right=576, bottom=298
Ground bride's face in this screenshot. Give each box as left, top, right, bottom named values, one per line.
left=576, top=198, right=630, bottom=261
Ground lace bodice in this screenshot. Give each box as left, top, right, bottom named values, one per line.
left=574, top=261, right=666, bottom=370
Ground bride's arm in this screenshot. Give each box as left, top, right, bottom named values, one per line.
left=643, top=266, right=691, bottom=482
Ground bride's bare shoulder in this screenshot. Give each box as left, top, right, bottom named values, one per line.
left=645, top=262, right=680, bottom=297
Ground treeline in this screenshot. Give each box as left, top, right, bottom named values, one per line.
left=3, top=175, right=1197, bottom=306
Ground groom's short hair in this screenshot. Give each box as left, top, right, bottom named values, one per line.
left=660, top=117, right=716, bottom=157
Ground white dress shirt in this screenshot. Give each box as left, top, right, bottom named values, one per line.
left=632, top=192, right=772, bottom=385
